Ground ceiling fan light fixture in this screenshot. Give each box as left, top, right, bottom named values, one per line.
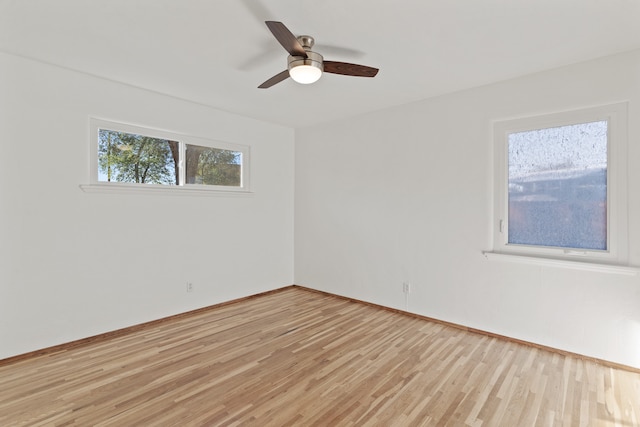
left=289, top=64, right=322, bottom=84
left=258, top=22, right=379, bottom=89
left=288, top=51, right=323, bottom=84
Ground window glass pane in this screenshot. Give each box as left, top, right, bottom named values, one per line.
left=98, top=129, right=178, bottom=185
left=507, top=121, right=607, bottom=250
left=185, top=144, right=242, bottom=186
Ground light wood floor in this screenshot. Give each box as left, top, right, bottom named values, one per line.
left=1, top=287, right=639, bottom=426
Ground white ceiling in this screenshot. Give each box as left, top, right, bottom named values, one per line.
left=2, top=0, right=640, bottom=128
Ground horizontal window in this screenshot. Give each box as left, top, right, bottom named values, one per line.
left=89, top=119, right=249, bottom=192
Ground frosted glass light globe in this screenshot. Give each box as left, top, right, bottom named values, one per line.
left=289, top=64, right=322, bottom=84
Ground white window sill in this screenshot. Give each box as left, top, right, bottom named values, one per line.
left=79, top=183, right=254, bottom=197
left=482, top=251, right=639, bottom=276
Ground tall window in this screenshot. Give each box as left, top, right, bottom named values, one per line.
left=493, top=103, right=628, bottom=264
left=90, top=119, right=249, bottom=191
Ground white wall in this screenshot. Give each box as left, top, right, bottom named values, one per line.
left=0, top=53, right=294, bottom=359
left=3, top=49, right=639, bottom=370
left=295, top=50, right=640, bottom=369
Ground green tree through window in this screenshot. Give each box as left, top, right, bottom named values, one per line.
left=97, top=128, right=243, bottom=187
left=186, top=145, right=241, bottom=186
left=99, top=130, right=177, bottom=184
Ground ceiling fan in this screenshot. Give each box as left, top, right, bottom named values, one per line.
left=258, top=21, right=379, bottom=89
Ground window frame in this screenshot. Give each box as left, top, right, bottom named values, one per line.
left=87, top=118, right=250, bottom=193
left=491, top=103, right=628, bottom=265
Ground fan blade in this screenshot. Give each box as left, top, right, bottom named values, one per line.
left=265, top=21, right=307, bottom=58
left=323, top=61, right=379, bottom=77
left=258, top=70, right=290, bottom=89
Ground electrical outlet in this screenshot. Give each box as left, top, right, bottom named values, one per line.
left=403, top=282, right=411, bottom=293
left=186, top=282, right=194, bottom=293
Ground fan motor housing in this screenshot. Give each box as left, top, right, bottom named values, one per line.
left=288, top=50, right=324, bottom=73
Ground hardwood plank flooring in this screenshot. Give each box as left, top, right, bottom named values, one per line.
left=1, top=287, right=639, bottom=426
